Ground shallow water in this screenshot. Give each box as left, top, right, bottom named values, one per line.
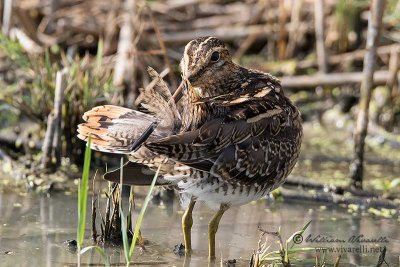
left=0, top=192, right=399, bottom=267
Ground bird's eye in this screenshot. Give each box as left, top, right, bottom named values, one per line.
left=210, top=51, right=220, bottom=62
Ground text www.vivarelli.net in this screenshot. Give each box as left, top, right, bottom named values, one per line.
left=315, top=245, right=385, bottom=254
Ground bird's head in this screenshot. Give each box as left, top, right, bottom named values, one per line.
left=179, top=37, right=235, bottom=98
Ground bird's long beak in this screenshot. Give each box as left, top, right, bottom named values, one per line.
left=171, top=80, right=186, bottom=103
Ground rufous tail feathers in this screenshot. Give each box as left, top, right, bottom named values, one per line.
left=77, top=105, right=167, bottom=154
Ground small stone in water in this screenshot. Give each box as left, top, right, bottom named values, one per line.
left=224, top=259, right=236, bottom=266
left=173, top=243, right=185, bottom=257
left=64, top=239, right=77, bottom=253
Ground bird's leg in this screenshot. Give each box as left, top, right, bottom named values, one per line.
left=182, top=198, right=196, bottom=254
left=208, top=204, right=229, bottom=261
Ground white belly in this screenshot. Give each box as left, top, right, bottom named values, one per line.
left=177, top=177, right=271, bottom=210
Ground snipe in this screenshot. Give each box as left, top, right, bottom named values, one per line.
left=77, top=37, right=302, bottom=261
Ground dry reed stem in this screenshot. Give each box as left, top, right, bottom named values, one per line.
left=351, top=0, right=386, bottom=189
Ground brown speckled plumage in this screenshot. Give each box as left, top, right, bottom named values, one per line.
left=77, top=37, right=302, bottom=258
left=78, top=37, right=302, bottom=207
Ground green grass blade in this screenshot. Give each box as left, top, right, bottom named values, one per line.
left=288, top=220, right=312, bottom=249
left=80, top=246, right=110, bottom=267
left=121, top=209, right=130, bottom=264
left=77, top=136, right=92, bottom=248
left=128, top=164, right=161, bottom=259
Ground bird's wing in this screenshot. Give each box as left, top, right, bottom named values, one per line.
left=77, top=69, right=180, bottom=154
left=146, top=84, right=302, bottom=186
left=135, top=67, right=181, bottom=131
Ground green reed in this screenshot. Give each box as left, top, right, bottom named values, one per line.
left=77, top=136, right=109, bottom=267
left=119, top=157, right=161, bottom=267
